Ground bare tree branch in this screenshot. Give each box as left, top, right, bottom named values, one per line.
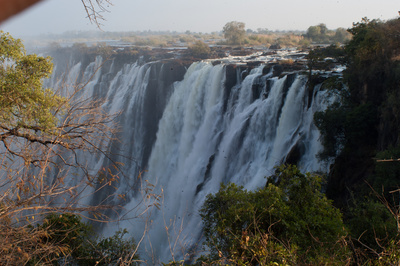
left=80, top=0, right=113, bottom=28
left=0, top=0, right=113, bottom=29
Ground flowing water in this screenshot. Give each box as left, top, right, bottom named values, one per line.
left=48, top=52, right=334, bottom=262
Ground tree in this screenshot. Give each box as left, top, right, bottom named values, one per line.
left=257, top=28, right=269, bottom=34
left=305, top=23, right=330, bottom=43
left=0, top=31, right=133, bottom=264
left=312, top=18, right=400, bottom=263
left=223, top=21, right=246, bottom=45
left=306, top=25, right=321, bottom=40
left=199, top=165, right=349, bottom=264
left=187, top=40, right=211, bottom=58
left=333, top=27, right=351, bottom=43
left=33, top=213, right=140, bottom=265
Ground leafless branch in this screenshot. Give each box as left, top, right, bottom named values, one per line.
left=80, top=0, right=113, bottom=28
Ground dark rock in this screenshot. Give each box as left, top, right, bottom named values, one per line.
left=285, top=142, right=305, bottom=166
left=269, top=44, right=282, bottom=50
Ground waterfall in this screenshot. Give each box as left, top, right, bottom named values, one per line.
left=48, top=53, right=333, bottom=262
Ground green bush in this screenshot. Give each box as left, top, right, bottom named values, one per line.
left=314, top=102, right=347, bottom=160
left=346, top=198, right=397, bottom=254
left=199, top=165, right=349, bottom=264
left=36, top=213, right=93, bottom=263
left=34, top=213, right=139, bottom=265
left=187, top=40, right=211, bottom=58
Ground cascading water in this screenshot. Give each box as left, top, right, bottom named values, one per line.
left=48, top=51, right=334, bottom=262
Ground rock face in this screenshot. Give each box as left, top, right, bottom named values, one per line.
left=269, top=44, right=282, bottom=50
left=47, top=46, right=333, bottom=262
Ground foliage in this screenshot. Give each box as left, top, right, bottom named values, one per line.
left=187, top=40, right=211, bottom=58
left=304, top=23, right=350, bottom=44
left=88, top=229, right=140, bottom=265
left=0, top=31, right=131, bottom=264
left=333, top=28, right=351, bottom=43
left=345, top=198, right=397, bottom=255
left=35, top=213, right=93, bottom=263
left=96, top=42, right=115, bottom=57
left=313, top=19, right=400, bottom=263
left=315, top=100, right=378, bottom=161
left=374, top=146, right=400, bottom=196
left=314, top=102, right=347, bottom=160
left=344, top=102, right=378, bottom=152
left=314, top=18, right=400, bottom=215
left=199, top=165, right=349, bottom=264
left=313, top=18, right=400, bottom=160
left=374, top=239, right=400, bottom=265
left=33, top=213, right=139, bottom=265
left=340, top=150, right=400, bottom=263
left=223, top=21, right=246, bottom=45
left=0, top=31, right=66, bottom=131
left=306, top=44, right=346, bottom=77
left=344, top=17, right=400, bottom=105
left=0, top=221, right=69, bottom=265
left=305, top=23, right=329, bottom=43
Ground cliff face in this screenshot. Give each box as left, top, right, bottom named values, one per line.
left=46, top=47, right=334, bottom=260
left=320, top=18, right=400, bottom=210
left=48, top=48, right=309, bottom=172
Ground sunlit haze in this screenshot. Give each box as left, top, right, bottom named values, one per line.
left=1, top=0, right=399, bottom=37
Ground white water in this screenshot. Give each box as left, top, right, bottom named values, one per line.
left=49, top=57, right=333, bottom=263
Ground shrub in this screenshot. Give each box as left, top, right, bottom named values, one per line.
left=34, top=213, right=139, bottom=265
left=187, top=40, right=211, bottom=58
left=199, top=165, right=349, bottom=264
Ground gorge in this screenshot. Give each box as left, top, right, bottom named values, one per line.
left=46, top=47, right=338, bottom=262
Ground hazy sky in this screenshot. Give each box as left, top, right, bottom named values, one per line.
left=1, top=0, right=399, bottom=37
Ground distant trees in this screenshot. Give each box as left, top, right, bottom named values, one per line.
left=305, top=23, right=329, bottom=43
left=333, top=27, right=350, bottom=43
left=305, top=23, right=351, bottom=44
left=187, top=40, right=211, bottom=58
left=223, top=21, right=246, bottom=45
left=220, top=21, right=349, bottom=48
left=257, top=28, right=269, bottom=34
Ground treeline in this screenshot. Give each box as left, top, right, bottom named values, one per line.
left=222, top=21, right=351, bottom=48
left=28, top=21, right=351, bottom=50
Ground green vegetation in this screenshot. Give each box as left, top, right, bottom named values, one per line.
left=26, top=22, right=351, bottom=52
left=199, top=165, right=349, bottom=265
left=187, top=40, right=211, bottom=58
left=223, top=21, right=247, bottom=45
left=304, top=23, right=351, bottom=44
left=32, top=213, right=139, bottom=265
left=164, top=17, right=400, bottom=265
left=0, top=31, right=65, bottom=131
left=0, top=31, right=142, bottom=264
left=191, top=165, right=400, bottom=266
left=311, top=17, right=400, bottom=265
left=4, top=13, right=400, bottom=264
left=166, top=16, right=400, bottom=265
